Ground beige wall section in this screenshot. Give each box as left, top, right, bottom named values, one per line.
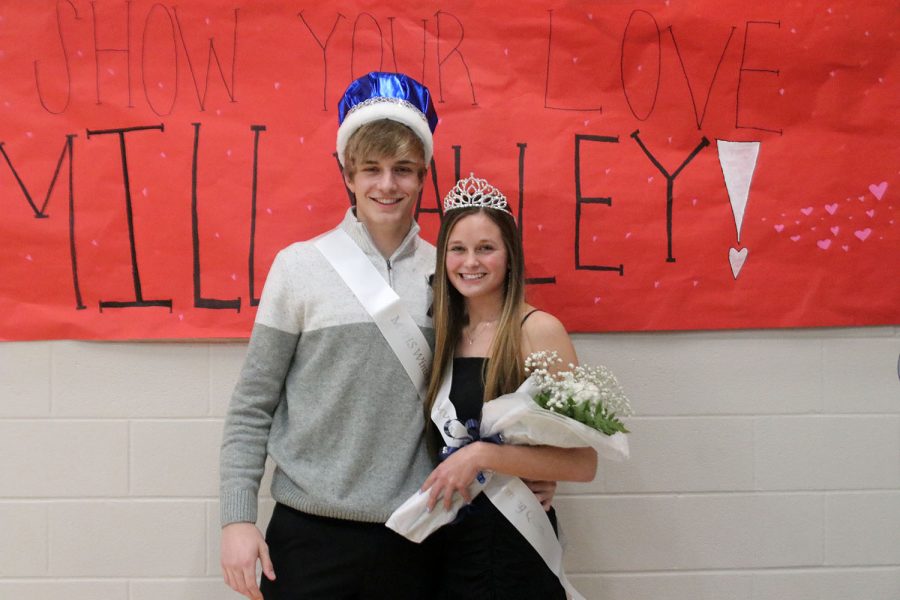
left=0, top=327, right=898, bottom=599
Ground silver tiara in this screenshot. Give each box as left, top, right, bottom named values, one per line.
left=442, top=174, right=511, bottom=214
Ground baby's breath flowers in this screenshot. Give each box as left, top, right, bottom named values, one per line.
left=525, top=350, right=632, bottom=435
left=387, top=350, right=631, bottom=544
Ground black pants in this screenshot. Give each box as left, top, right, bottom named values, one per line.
left=260, top=504, right=438, bottom=600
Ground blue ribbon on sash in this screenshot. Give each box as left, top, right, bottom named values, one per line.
left=439, top=418, right=504, bottom=484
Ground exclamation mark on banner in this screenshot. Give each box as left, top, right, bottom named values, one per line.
left=717, top=140, right=760, bottom=279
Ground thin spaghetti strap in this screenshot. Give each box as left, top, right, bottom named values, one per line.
left=521, top=308, right=541, bottom=325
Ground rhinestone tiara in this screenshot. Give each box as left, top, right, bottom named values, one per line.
left=442, top=173, right=511, bottom=214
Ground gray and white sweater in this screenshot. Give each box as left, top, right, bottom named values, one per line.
left=219, top=208, right=436, bottom=526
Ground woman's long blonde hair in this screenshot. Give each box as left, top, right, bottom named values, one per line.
left=425, top=206, right=527, bottom=417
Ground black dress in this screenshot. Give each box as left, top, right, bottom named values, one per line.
left=432, top=357, right=566, bottom=600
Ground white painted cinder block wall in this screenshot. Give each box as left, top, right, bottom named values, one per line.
left=1, top=327, right=898, bottom=600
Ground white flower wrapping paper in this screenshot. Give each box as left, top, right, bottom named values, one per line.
left=385, top=377, right=630, bottom=543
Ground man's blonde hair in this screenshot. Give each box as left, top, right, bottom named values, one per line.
left=342, top=119, right=427, bottom=180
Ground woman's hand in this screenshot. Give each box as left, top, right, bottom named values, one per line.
left=421, top=442, right=488, bottom=511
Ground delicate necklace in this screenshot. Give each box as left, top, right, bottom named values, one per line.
left=464, top=319, right=498, bottom=346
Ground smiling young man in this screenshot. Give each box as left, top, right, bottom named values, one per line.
left=218, top=72, right=440, bottom=600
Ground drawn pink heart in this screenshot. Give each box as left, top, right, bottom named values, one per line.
left=842, top=245, right=849, bottom=251
left=868, top=181, right=887, bottom=200
left=830, top=226, right=840, bottom=236
left=593, top=296, right=601, bottom=304
left=825, top=203, right=838, bottom=215
left=854, top=228, right=872, bottom=241
left=800, top=207, right=813, bottom=216
left=790, top=235, right=801, bottom=242
left=816, top=239, right=831, bottom=250
left=774, top=224, right=785, bottom=233
left=866, top=209, right=875, bottom=217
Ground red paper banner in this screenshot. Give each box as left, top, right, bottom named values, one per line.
left=1, top=0, right=898, bottom=340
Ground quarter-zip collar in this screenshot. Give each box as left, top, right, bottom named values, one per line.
left=338, top=207, right=420, bottom=266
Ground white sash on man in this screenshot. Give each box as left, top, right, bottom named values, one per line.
left=314, top=228, right=431, bottom=399
left=431, top=364, right=585, bottom=600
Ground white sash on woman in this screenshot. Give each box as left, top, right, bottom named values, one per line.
left=431, top=363, right=585, bottom=600
left=314, top=228, right=431, bottom=399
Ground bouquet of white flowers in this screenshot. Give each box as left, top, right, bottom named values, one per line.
left=387, top=352, right=632, bottom=544
left=525, top=350, right=632, bottom=436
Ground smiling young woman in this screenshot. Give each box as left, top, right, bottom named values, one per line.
left=422, top=175, right=596, bottom=599
left=444, top=211, right=510, bottom=308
